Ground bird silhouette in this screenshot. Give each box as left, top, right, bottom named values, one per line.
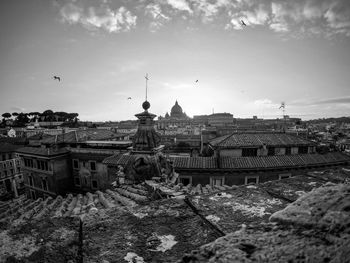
left=195, top=80, right=198, bottom=83
left=127, top=97, right=132, bottom=100
left=53, top=76, right=61, bottom=82
left=241, top=20, right=247, bottom=26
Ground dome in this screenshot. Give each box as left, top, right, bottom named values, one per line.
left=170, top=100, right=183, bottom=117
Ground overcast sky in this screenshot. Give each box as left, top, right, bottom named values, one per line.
left=1, top=0, right=350, bottom=121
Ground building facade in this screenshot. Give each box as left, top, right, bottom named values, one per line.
left=17, top=147, right=72, bottom=199
left=0, top=143, right=24, bottom=199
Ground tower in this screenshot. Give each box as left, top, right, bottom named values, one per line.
left=132, top=100, right=163, bottom=154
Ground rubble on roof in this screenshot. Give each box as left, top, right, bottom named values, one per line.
left=83, top=198, right=219, bottom=263
left=1, top=168, right=350, bottom=262
left=178, top=183, right=350, bottom=263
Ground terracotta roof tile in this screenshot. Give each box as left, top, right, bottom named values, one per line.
left=16, top=146, right=69, bottom=156
left=210, top=133, right=314, bottom=148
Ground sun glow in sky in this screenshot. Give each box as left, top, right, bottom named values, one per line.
left=1, top=0, right=350, bottom=121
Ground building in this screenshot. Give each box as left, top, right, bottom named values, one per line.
left=158, top=100, right=192, bottom=130
left=209, top=132, right=315, bottom=157
left=16, top=146, right=71, bottom=199
left=70, top=140, right=132, bottom=192
left=169, top=132, right=350, bottom=186
left=0, top=143, right=24, bottom=199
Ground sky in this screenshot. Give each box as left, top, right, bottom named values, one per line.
left=0, top=0, right=350, bottom=121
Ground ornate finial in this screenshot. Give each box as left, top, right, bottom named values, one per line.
left=142, top=100, right=150, bottom=111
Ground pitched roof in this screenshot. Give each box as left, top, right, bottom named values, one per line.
left=41, top=129, right=122, bottom=145
left=16, top=146, right=70, bottom=157
left=171, top=152, right=350, bottom=170
left=209, top=133, right=314, bottom=148
left=103, top=154, right=135, bottom=166
left=0, top=143, right=22, bottom=153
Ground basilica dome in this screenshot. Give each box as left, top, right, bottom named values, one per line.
left=170, top=100, right=184, bottom=118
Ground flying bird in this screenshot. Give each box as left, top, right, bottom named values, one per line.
left=127, top=97, right=132, bottom=100
left=241, top=20, right=247, bottom=26
left=53, top=76, right=61, bottom=82
left=195, top=80, right=198, bottom=83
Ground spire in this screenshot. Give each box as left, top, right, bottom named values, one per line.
left=145, top=73, right=149, bottom=101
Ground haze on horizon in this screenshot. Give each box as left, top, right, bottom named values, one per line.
left=0, top=0, right=350, bottom=122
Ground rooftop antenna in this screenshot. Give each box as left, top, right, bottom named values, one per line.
left=279, top=102, right=286, bottom=117
left=279, top=101, right=286, bottom=132
left=145, top=73, right=149, bottom=101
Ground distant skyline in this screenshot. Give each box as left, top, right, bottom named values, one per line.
left=1, top=0, right=350, bottom=121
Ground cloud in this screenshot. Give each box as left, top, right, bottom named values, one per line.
left=10, top=106, right=26, bottom=113
left=311, top=96, right=350, bottom=105
left=145, top=3, right=171, bottom=32
left=57, top=0, right=350, bottom=38
left=59, top=2, right=137, bottom=33
left=253, top=99, right=280, bottom=109
left=166, top=0, right=193, bottom=13
left=191, top=0, right=232, bottom=23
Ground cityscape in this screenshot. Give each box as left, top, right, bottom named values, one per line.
left=1, top=0, right=350, bottom=262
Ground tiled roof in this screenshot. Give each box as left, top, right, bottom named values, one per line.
left=209, top=133, right=314, bottom=148
left=103, top=154, right=135, bottom=166
left=102, top=152, right=350, bottom=170
left=41, top=129, right=122, bottom=145
left=16, top=146, right=70, bottom=156
left=27, top=133, right=53, bottom=140
left=171, top=152, right=350, bottom=170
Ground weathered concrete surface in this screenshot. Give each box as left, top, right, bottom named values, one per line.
left=83, top=199, right=219, bottom=263
left=178, top=226, right=350, bottom=263
left=178, top=183, right=350, bottom=263
left=0, top=217, right=80, bottom=263
left=270, top=183, right=350, bottom=232
left=259, top=175, right=326, bottom=202
left=188, top=185, right=288, bottom=234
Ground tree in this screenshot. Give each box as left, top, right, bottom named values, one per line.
left=14, top=113, right=29, bottom=127
left=42, top=110, right=54, bottom=122
left=12, top=112, right=19, bottom=117
left=2, top=113, right=11, bottom=119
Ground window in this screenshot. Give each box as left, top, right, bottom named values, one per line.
left=24, top=158, right=34, bottom=168
left=92, top=180, right=98, bottom=189
left=74, top=177, right=81, bottom=186
left=37, top=160, right=49, bottom=171
left=42, top=178, right=48, bottom=191
left=10, top=169, right=14, bottom=175
left=73, top=159, right=79, bottom=169
left=285, top=147, right=291, bottom=155
left=90, top=161, right=96, bottom=171
left=299, top=146, right=308, bottom=154
left=179, top=176, right=192, bottom=186
left=242, top=148, right=258, bottom=157
left=211, top=177, right=224, bottom=187
left=29, top=175, right=34, bottom=187
left=30, top=190, right=36, bottom=199
left=245, top=175, right=259, bottom=185
left=268, top=147, right=275, bottom=156
left=4, top=170, right=8, bottom=177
